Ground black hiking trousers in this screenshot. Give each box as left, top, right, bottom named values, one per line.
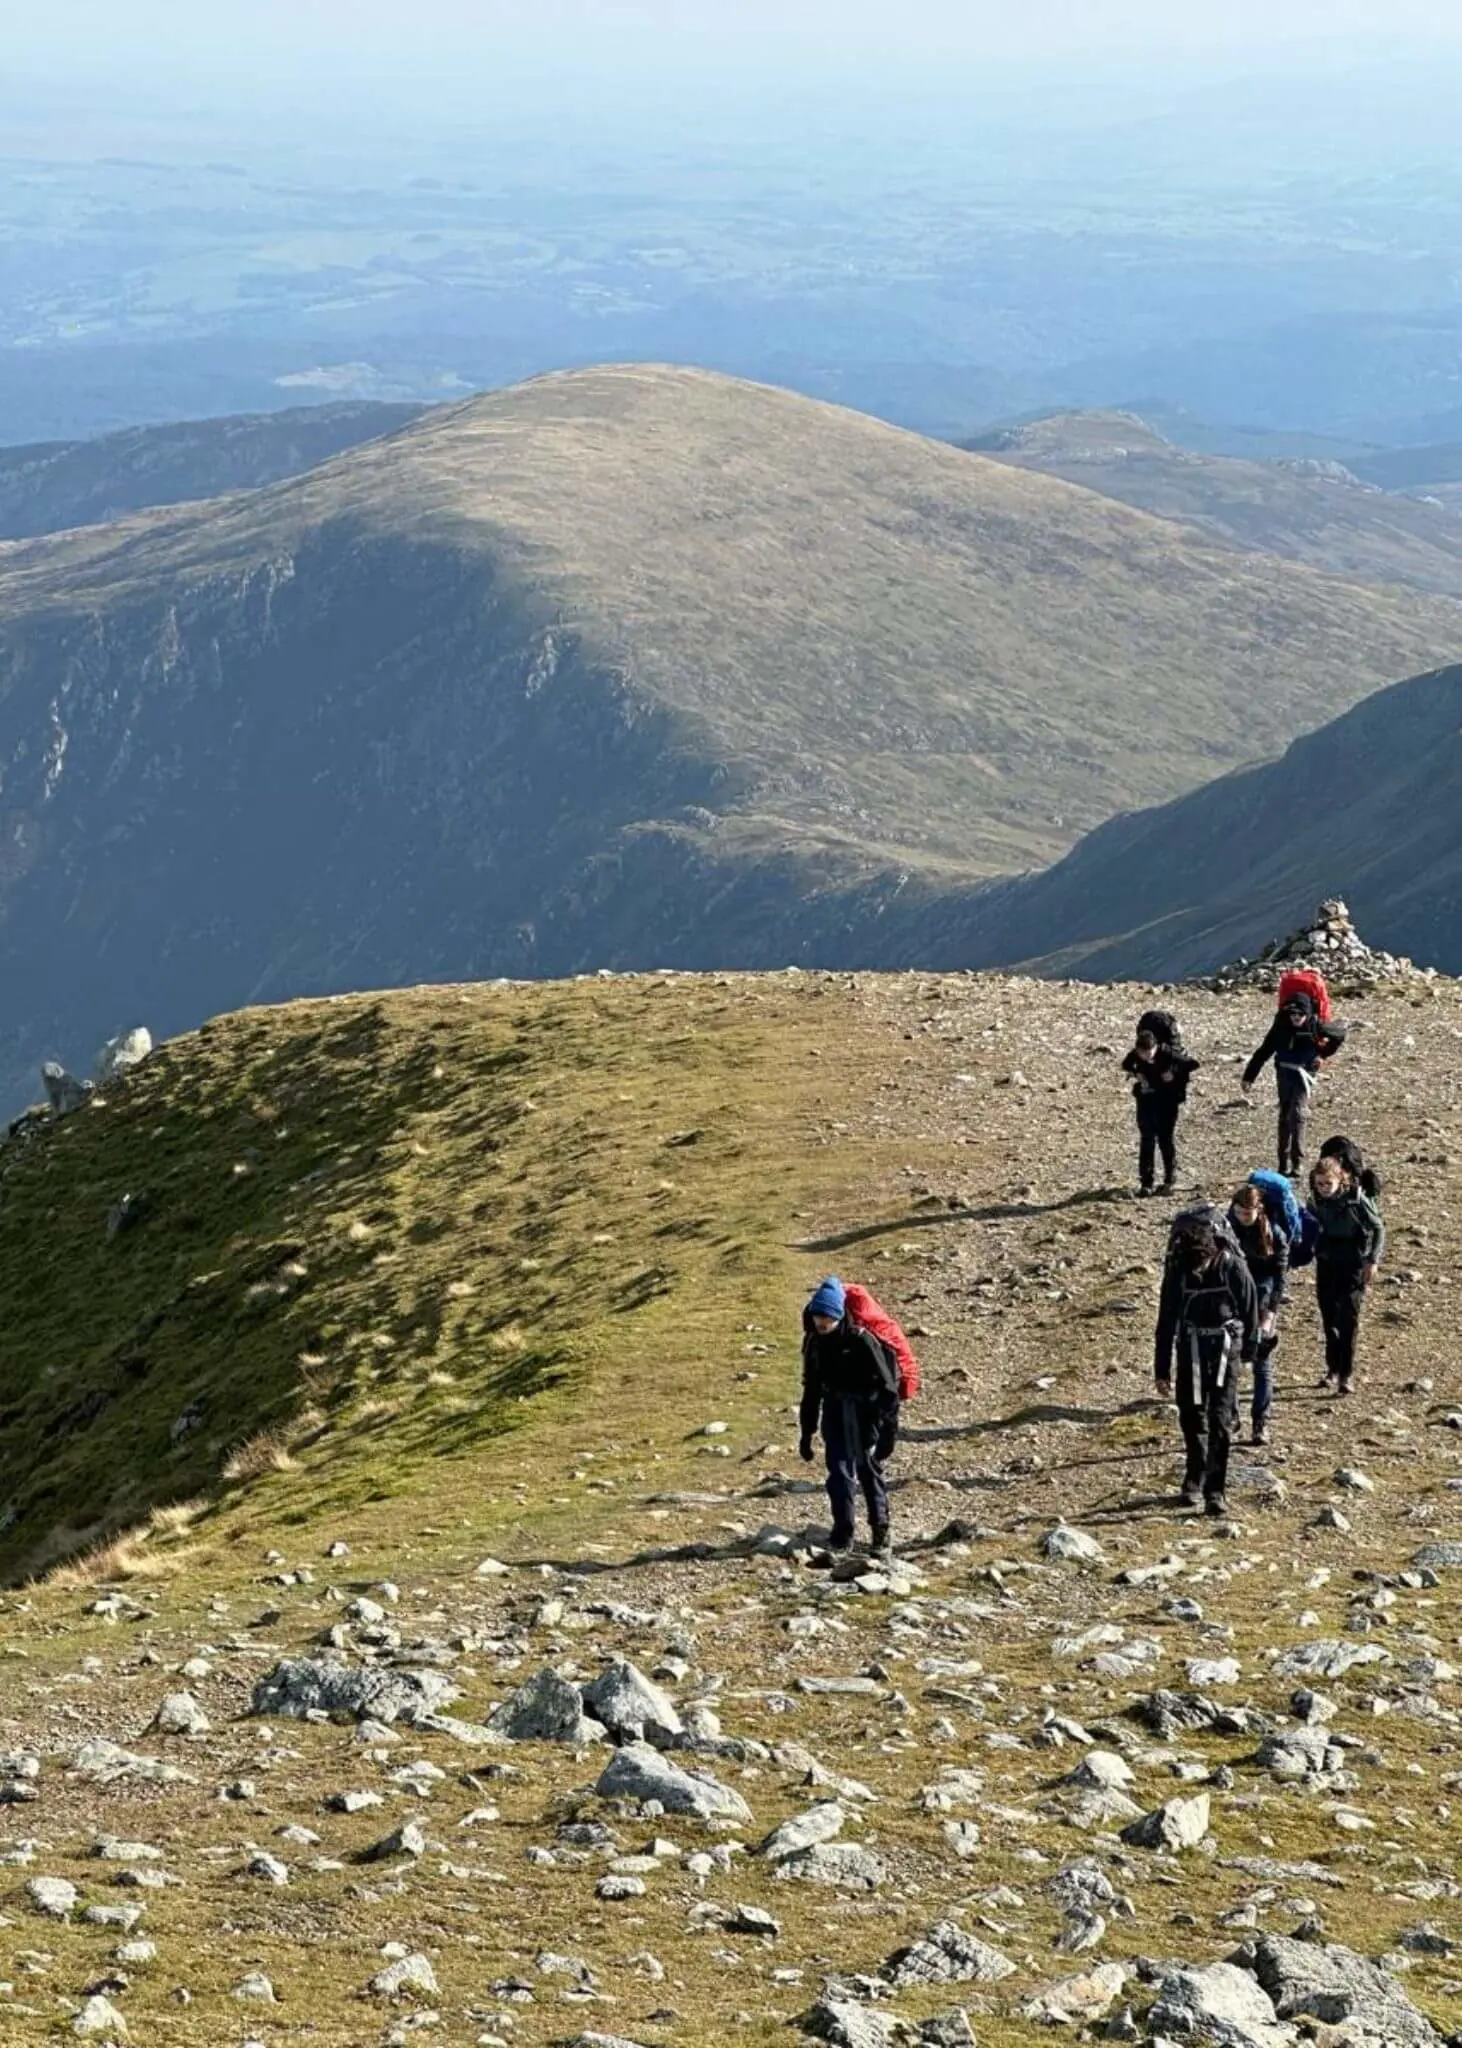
left=1316, top=1260, right=1366, bottom=1387
left=1276, top=1063, right=1312, bottom=1175
left=1176, top=1328, right=1241, bottom=1503
left=1136, top=1094, right=1180, bottom=1190
left=821, top=1393, right=893, bottom=1548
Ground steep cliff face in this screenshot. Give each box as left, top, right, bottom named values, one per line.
left=1, top=364, right=1459, bottom=1107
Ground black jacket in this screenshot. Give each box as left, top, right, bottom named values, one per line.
left=1123, top=1044, right=1199, bottom=1102
left=800, top=1316, right=898, bottom=1445
left=1155, top=1246, right=1260, bottom=1383
left=1243, top=999, right=1347, bottom=1087
left=1229, top=1211, right=1290, bottom=1315
left=1312, top=1188, right=1385, bottom=1273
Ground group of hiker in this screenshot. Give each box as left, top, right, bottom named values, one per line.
left=797, top=965, right=1386, bottom=1556
left=1137, top=975, right=1384, bottom=1516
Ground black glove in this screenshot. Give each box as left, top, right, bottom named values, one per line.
left=799, top=1437, right=815, bottom=1463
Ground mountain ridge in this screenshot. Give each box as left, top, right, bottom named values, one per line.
left=1, top=363, right=1460, bottom=1110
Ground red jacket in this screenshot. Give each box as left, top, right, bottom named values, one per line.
left=844, top=1284, right=920, bottom=1401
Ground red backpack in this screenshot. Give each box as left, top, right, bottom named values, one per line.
left=1277, top=967, right=1331, bottom=1022
left=843, top=1284, right=920, bottom=1401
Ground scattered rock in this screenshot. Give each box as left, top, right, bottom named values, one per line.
left=1042, top=1522, right=1106, bottom=1566
left=1023, top=1961, right=1129, bottom=2026
left=595, top=1741, right=752, bottom=1822
left=1121, top=1791, right=1211, bottom=1851
left=487, top=1668, right=606, bottom=1745
left=151, top=1690, right=210, bottom=1736
left=582, top=1657, right=683, bottom=1745
left=884, top=1920, right=1016, bottom=1986
left=757, top=1802, right=845, bottom=1861
left=1148, top=1961, right=1292, bottom=2047
left=96, top=1027, right=153, bottom=1081
left=28, top=1875, right=77, bottom=1919
left=775, top=1842, right=887, bottom=1890
left=368, top=1953, right=439, bottom=1998
left=252, top=1657, right=458, bottom=1724
left=1251, top=1933, right=1445, bottom=2045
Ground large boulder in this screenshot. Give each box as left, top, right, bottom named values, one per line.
left=1121, top=1791, right=1211, bottom=1851
left=1149, top=1961, right=1295, bottom=2047
left=487, top=1668, right=606, bottom=1745
left=96, top=1027, right=153, bottom=1082
left=582, top=1658, right=683, bottom=1745
left=1248, top=1935, right=1445, bottom=2045
left=595, top=1740, right=752, bottom=1823
left=42, top=1061, right=92, bottom=1114
left=251, top=1657, right=458, bottom=1725
left=883, top=1921, right=1016, bottom=1987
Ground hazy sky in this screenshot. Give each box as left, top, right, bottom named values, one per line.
left=23, top=0, right=1462, bottom=84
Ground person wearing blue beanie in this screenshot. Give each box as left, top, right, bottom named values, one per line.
left=800, top=1275, right=899, bottom=1559
left=806, top=1276, right=846, bottom=1326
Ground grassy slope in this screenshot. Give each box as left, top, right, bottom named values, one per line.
left=3, top=366, right=1460, bottom=877
left=974, top=407, right=1462, bottom=600
left=957, top=661, right=1462, bottom=981
left=0, top=973, right=1460, bottom=2045
left=0, top=974, right=841, bottom=1581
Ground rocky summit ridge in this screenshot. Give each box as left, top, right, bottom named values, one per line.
left=0, top=962, right=1459, bottom=2046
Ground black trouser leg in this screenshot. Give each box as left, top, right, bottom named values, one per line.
left=1156, top=1100, right=1179, bottom=1187
left=1277, top=1067, right=1309, bottom=1174
left=1252, top=1332, right=1278, bottom=1430
left=1316, top=1264, right=1364, bottom=1386
left=1137, top=1095, right=1177, bottom=1188
left=1177, top=1342, right=1238, bottom=1499
left=821, top=1397, right=859, bottom=1546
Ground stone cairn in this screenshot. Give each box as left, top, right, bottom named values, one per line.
left=1194, top=897, right=1433, bottom=997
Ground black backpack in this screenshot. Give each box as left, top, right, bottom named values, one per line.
left=1319, top=1135, right=1384, bottom=1203
left=1138, top=1009, right=1180, bottom=1048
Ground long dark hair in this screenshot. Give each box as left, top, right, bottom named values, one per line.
left=1230, top=1184, right=1273, bottom=1258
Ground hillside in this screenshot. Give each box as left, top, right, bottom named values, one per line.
left=952, top=660, right=1462, bottom=981
left=970, top=409, right=1462, bottom=599
left=0, top=968, right=1459, bottom=2047
left=0, top=399, right=425, bottom=539
left=3, top=364, right=1461, bottom=1113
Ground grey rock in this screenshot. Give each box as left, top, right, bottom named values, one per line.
left=1121, top=1791, right=1211, bottom=1851
left=365, top=1820, right=427, bottom=1861
left=919, top=2013, right=977, bottom=2048
left=582, top=1658, right=683, bottom=1745
left=1255, top=1727, right=1339, bottom=1781
left=775, top=1841, right=887, bottom=1890
left=252, top=1656, right=458, bottom=1724
left=151, top=1690, right=210, bottom=1736
left=1042, top=1522, right=1107, bottom=1565
left=1136, top=1689, right=1226, bottom=1737
left=564, top=2037, right=653, bottom=2048
left=1412, top=1541, right=1462, bottom=1571
left=757, top=1801, right=845, bottom=1861
left=43, top=1061, right=92, bottom=1114
left=1067, top=1749, right=1134, bottom=1791
left=487, top=1668, right=606, bottom=1745
left=1148, top=1961, right=1294, bottom=2046
left=73, top=1994, right=129, bottom=2038
left=28, top=1875, right=78, bottom=1919
left=368, top=1952, right=439, bottom=1998
left=597, top=1874, right=646, bottom=1900
left=884, top=1920, right=1016, bottom=1986
left=246, top=1852, right=290, bottom=1885
left=96, top=1027, right=153, bottom=1081
left=1270, top=1640, right=1391, bottom=1681
left=595, top=1740, right=752, bottom=1823
left=798, top=1998, right=899, bottom=2048
left=725, top=1903, right=780, bottom=1936
left=1250, top=1934, right=1445, bottom=2045
left=1046, top=1860, right=1118, bottom=1914
left=233, top=1972, right=277, bottom=2002
left=1022, top=1962, right=1129, bottom=2026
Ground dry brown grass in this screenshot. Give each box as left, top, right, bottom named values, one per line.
left=221, top=1427, right=298, bottom=1483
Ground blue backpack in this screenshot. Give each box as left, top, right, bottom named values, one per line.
left=1289, top=1208, right=1321, bottom=1270
left=1248, top=1168, right=1303, bottom=1245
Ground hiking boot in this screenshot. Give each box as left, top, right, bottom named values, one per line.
left=1136, top=1184, right=1156, bottom=1199
left=869, top=1525, right=893, bottom=1561
left=1205, top=1493, right=1228, bottom=1519
left=1161, top=1176, right=1177, bottom=1195
left=1251, top=1423, right=1270, bottom=1448
left=1335, top=1379, right=1353, bottom=1399
left=1179, top=1480, right=1203, bottom=1510
left=1316, top=1373, right=1335, bottom=1391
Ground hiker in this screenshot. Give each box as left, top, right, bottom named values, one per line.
left=1228, top=1178, right=1293, bottom=1446
left=1154, top=1209, right=1260, bottom=1516
left=1121, top=1010, right=1199, bottom=1197
left=1308, top=1151, right=1385, bottom=1396
left=1241, top=992, right=1347, bottom=1176
left=800, top=1276, right=912, bottom=1559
